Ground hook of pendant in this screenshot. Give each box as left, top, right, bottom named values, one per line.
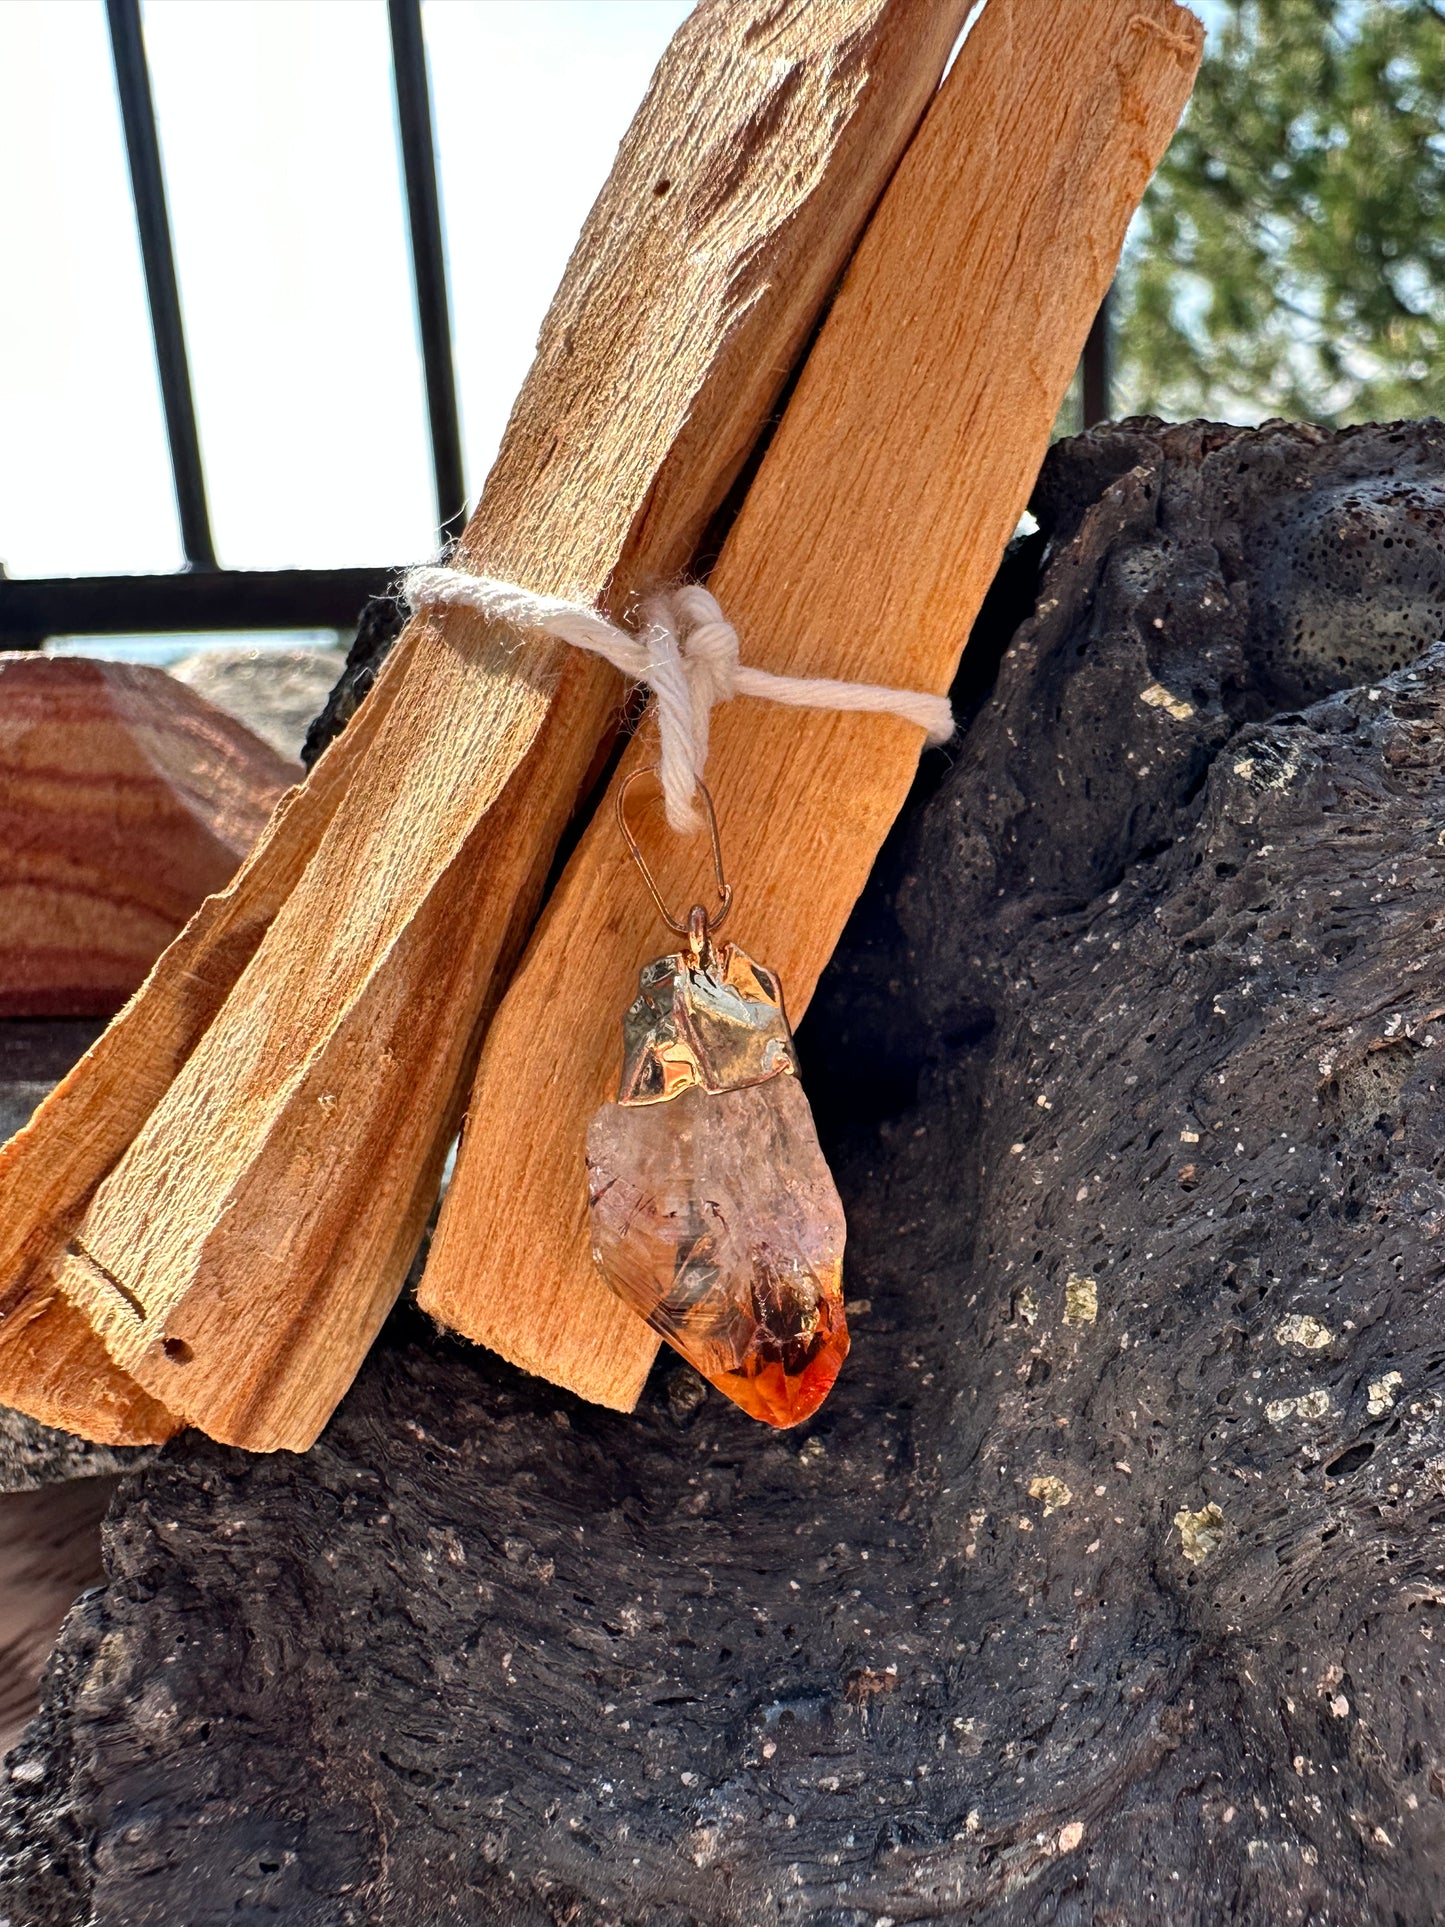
left=615, top=766, right=733, bottom=956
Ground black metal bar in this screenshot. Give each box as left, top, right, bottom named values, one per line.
left=1081, top=283, right=1113, bottom=428
left=106, top=0, right=217, bottom=570
left=0, top=568, right=399, bottom=647
left=388, top=0, right=467, bottom=546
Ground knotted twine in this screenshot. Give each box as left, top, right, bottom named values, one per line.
left=403, top=567, right=955, bottom=834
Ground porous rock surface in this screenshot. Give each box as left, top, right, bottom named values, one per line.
left=5, top=419, right=1445, bottom=1926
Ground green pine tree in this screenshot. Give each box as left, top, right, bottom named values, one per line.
left=1115, top=0, right=1445, bottom=425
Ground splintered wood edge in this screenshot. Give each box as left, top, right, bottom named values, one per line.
left=420, top=0, right=1205, bottom=1411
left=0, top=628, right=409, bottom=1437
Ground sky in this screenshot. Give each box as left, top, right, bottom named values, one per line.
left=0, top=0, right=693, bottom=583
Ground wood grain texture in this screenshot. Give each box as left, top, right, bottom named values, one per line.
left=0, top=657, right=297, bottom=1018
left=0, top=659, right=302, bottom=1446
left=27, top=0, right=969, bottom=1452
left=0, top=645, right=402, bottom=1442
left=419, top=0, right=1204, bottom=1407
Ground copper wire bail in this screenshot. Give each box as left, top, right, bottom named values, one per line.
left=615, top=766, right=733, bottom=957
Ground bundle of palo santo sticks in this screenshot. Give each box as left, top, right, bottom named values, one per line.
left=0, top=0, right=1200, bottom=1452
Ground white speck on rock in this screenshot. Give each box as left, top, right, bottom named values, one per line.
left=1064, top=1275, right=1098, bottom=1326
left=1028, top=1475, right=1072, bottom=1516
left=1174, top=1502, right=1226, bottom=1565
left=1266, top=1389, right=1332, bottom=1425
left=1139, top=681, right=1194, bottom=721
left=1368, top=1372, right=1402, bottom=1416
left=1276, top=1314, right=1333, bottom=1351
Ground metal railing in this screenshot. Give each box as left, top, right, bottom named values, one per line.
left=0, top=10, right=1116, bottom=650
left=1082, top=286, right=1112, bottom=431
left=0, top=0, right=463, bottom=647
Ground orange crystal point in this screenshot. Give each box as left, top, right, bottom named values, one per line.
left=706, top=1327, right=850, bottom=1428
left=586, top=1075, right=849, bottom=1429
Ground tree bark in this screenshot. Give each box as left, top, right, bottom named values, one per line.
left=6, top=417, right=1445, bottom=1925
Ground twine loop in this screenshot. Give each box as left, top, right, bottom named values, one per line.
left=404, top=565, right=954, bottom=834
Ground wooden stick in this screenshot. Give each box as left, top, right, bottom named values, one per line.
left=419, top=0, right=1204, bottom=1407
left=0, top=657, right=401, bottom=1440
left=14, top=0, right=969, bottom=1451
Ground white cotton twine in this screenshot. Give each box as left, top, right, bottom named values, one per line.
left=403, top=566, right=955, bottom=835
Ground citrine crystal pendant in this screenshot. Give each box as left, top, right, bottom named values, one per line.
left=586, top=920, right=849, bottom=1429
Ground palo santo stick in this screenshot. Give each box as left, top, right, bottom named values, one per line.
left=0, top=646, right=403, bottom=1442
left=421, top=0, right=1203, bottom=1407
left=26, top=0, right=970, bottom=1451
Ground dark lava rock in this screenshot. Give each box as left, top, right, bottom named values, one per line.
left=301, top=591, right=407, bottom=771
left=0, top=1412, right=143, bottom=1500
left=6, top=419, right=1445, bottom=1926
